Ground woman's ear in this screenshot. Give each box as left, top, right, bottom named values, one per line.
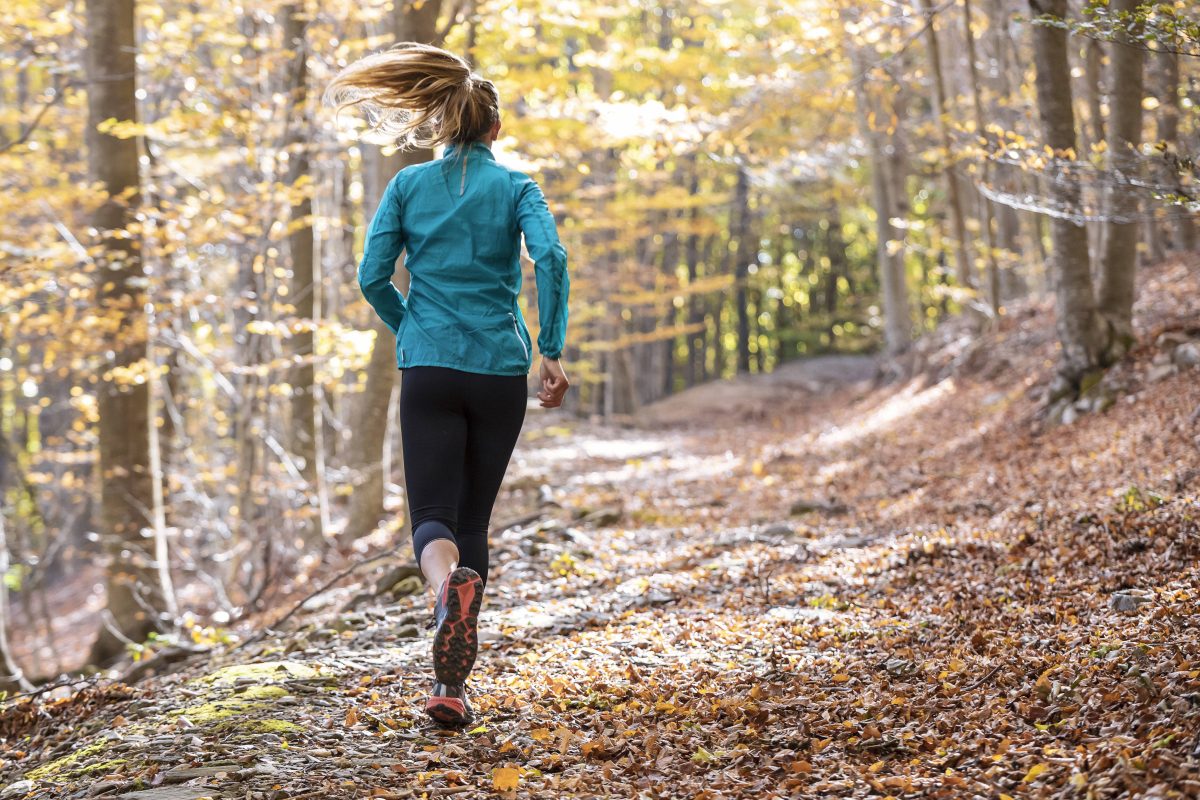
left=490, top=119, right=502, bottom=141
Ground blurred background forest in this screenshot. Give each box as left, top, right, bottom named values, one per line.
left=0, top=0, right=1197, bottom=682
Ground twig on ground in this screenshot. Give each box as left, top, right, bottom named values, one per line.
left=0, top=674, right=102, bottom=705
left=963, top=664, right=1003, bottom=691
left=231, top=543, right=407, bottom=653
left=119, top=645, right=211, bottom=685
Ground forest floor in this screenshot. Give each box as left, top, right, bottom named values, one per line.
left=2, top=256, right=1200, bottom=799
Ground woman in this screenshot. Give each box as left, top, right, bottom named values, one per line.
left=326, top=43, right=570, bottom=726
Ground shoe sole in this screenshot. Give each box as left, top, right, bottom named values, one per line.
left=425, top=695, right=470, bottom=726
left=432, top=567, right=483, bottom=686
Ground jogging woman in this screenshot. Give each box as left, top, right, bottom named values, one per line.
left=326, top=43, right=570, bottom=726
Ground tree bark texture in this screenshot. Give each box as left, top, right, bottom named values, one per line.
left=1096, top=0, right=1144, bottom=349
left=1029, top=0, right=1109, bottom=389
left=86, top=0, right=168, bottom=665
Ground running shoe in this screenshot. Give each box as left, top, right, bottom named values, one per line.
left=425, top=680, right=474, bottom=726
left=431, top=566, right=483, bottom=686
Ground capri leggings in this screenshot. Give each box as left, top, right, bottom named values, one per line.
left=401, top=365, right=528, bottom=588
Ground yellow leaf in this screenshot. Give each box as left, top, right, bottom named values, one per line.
left=832, top=673, right=850, bottom=683
left=1023, top=763, right=1048, bottom=783
left=530, top=727, right=551, bottom=742
left=868, top=760, right=885, bottom=773
left=492, top=767, right=520, bottom=792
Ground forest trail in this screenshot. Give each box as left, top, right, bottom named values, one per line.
left=3, top=258, right=1200, bottom=799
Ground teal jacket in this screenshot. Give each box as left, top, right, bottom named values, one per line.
left=357, top=140, right=569, bottom=376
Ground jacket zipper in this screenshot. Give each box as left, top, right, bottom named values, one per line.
left=509, top=313, right=529, bottom=360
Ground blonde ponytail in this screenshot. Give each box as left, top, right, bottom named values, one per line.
left=324, top=42, right=499, bottom=149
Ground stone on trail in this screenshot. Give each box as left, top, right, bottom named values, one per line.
left=116, top=789, right=220, bottom=800
left=1110, top=591, right=1152, bottom=613
left=1173, top=341, right=1200, bottom=368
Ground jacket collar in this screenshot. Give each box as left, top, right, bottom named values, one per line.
left=443, top=140, right=495, bottom=160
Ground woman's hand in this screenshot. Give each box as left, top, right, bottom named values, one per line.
left=537, top=358, right=570, bottom=409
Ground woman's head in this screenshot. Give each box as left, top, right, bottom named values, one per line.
left=324, top=42, right=499, bottom=149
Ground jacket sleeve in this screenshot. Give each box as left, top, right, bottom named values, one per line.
left=516, top=175, right=569, bottom=359
left=357, top=174, right=407, bottom=336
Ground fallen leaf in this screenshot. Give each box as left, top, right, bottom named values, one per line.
left=1023, top=763, right=1048, bottom=783
left=492, top=766, right=520, bottom=792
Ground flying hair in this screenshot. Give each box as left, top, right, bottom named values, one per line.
left=323, top=42, right=499, bottom=149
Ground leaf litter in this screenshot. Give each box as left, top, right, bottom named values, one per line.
left=1, top=257, right=1199, bottom=798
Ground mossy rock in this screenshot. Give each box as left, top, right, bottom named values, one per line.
left=210, top=717, right=303, bottom=736
left=191, top=660, right=319, bottom=686
left=1078, top=369, right=1106, bottom=396
left=25, top=740, right=128, bottom=783
left=171, top=685, right=288, bottom=724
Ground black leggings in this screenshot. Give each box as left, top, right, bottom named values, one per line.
left=401, top=366, right=527, bottom=588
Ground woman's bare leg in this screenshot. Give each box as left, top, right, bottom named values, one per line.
left=420, top=538, right=459, bottom=592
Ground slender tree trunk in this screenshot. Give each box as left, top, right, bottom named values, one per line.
left=917, top=0, right=973, bottom=289
left=962, top=0, right=1000, bottom=312
left=1029, top=0, right=1109, bottom=393
left=825, top=205, right=849, bottom=347
left=987, top=0, right=1028, bottom=299
left=0, top=514, right=33, bottom=692
left=342, top=0, right=443, bottom=541
left=732, top=166, right=752, bottom=373
left=282, top=3, right=324, bottom=548
left=848, top=37, right=910, bottom=353
left=660, top=216, right=680, bottom=396
left=232, top=6, right=265, bottom=566
left=684, top=161, right=703, bottom=387
left=1096, top=0, right=1144, bottom=350
left=1081, top=37, right=1105, bottom=258
left=343, top=148, right=402, bottom=542
left=86, top=0, right=168, bottom=665
left=1155, top=50, right=1196, bottom=252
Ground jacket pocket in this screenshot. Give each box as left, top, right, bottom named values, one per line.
left=508, top=313, right=530, bottom=361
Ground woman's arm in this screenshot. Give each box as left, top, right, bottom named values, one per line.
left=515, top=175, right=569, bottom=359
left=357, top=175, right=407, bottom=335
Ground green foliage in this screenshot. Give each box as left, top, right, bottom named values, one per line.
left=1115, top=485, right=1166, bottom=513
left=1080, top=1, right=1200, bottom=56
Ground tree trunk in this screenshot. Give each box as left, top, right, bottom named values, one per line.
left=684, top=160, right=703, bottom=387
left=1155, top=49, right=1196, bottom=252
left=1080, top=36, right=1105, bottom=259
left=825, top=205, right=849, bottom=346
left=282, top=3, right=324, bottom=548
left=917, top=0, right=973, bottom=289
left=1096, top=0, right=1144, bottom=351
left=962, top=0, right=1000, bottom=312
left=0, top=514, right=33, bottom=692
left=1029, top=0, right=1109, bottom=392
left=987, top=0, right=1027, bottom=300
left=342, top=146, right=399, bottom=543
left=848, top=37, right=910, bottom=354
left=86, top=0, right=168, bottom=666
left=732, top=166, right=752, bottom=373
left=341, top=0, right=443, bottom=541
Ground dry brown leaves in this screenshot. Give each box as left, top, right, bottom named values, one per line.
left=3, top=257, right=1199, bottom=798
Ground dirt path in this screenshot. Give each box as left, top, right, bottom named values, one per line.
left=3, top=261, right=1199, bottom=799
